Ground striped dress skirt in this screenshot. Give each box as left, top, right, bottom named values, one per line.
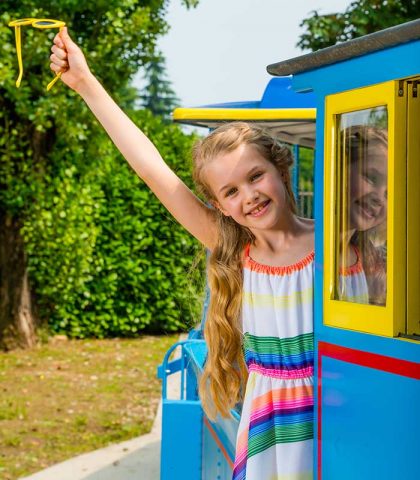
left=233, top=246, right=314, bottom=480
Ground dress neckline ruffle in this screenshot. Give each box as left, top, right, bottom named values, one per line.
left=244, top=244, right=314, bottom=275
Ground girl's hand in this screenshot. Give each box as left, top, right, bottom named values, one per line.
left=50, top=27, right=92, bottom=92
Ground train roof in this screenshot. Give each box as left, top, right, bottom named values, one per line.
left=267, top=19, right=420, bottom=77
left=173, top=77, right=316, bottom=148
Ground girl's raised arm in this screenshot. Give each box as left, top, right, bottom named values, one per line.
left=50, top=27, right=217, bottom=250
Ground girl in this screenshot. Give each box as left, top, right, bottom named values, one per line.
left=50, top=28, right=315, bottom=480
left=339, top=125, right=388, bottom=306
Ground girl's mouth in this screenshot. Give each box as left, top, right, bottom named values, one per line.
left=248, top=200, right=271, bottom=217
left=355, top=198, right=381, bottom=220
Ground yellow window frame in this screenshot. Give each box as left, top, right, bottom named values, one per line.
left=324, top=81, right=407, bottom=337
left=407, top=78, right=420, bottom=336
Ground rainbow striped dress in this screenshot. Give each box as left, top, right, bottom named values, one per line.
left=233, top=245, right=314, bottom=480
left=338, top=246, right=369, bottom=304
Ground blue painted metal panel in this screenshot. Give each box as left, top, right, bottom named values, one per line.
left=202, top=419, right=233, bottom=480
left=184, top=340, right=207, bottom=400
left=293, top=39, right=420, bottom=95
left=197, top=77, right=316, bottom=110
left=316, top=327, right=420, bottom=363
left=321, top=357, right=420, bottom=479
left=207, top=416, right=238, bottom=464
left=202, top=413, right=239, bottom=479
left=160, top=400, right=203, bottom=480
left=186, top=360, right=199, bottom=401
left=184, top=340, right=207, bottom=372
left=260, top=77, right=316, bottom=108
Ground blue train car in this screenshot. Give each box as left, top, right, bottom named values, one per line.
left=268, top=18, right=420, bottom=480
left=159, top=19, right=420, bottom=480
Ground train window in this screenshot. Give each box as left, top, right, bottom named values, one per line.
left=323, top=80, right=407, bottom=337
left=334, top=107, right=388, bottom=307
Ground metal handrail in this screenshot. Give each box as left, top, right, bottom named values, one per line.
left=160, top=339, right=205, bottom=400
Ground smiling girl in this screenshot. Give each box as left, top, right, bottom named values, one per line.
left=50, top=28, right=315, bottom=480
left=339, top=126, right=388, bottom=306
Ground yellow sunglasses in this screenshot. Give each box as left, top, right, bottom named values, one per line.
left=9, top=18, right=66, bottom=91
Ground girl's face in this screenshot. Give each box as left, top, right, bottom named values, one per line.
left=204, top=143, right=289, bottom=231
left=349, top=143, right=387, bottom=232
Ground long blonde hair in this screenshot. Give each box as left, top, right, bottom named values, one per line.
left=192, top=122, right=296, bottom=419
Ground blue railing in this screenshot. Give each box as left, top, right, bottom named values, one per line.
left=158, top=335, right=239, bottom=479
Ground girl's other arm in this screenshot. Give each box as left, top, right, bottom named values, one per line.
left=50, top=28, right=217, bottom=250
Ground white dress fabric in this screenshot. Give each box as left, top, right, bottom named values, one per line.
left=232, top=245, right=315, bottom=480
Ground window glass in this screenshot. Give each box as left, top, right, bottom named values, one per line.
left=335, top=107, right=388, bottom=306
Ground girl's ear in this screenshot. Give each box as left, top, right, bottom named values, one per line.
left=211, top=200, right=230, bottom=217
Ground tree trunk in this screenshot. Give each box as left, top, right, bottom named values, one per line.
left=0, top=210, right=37, bottom=350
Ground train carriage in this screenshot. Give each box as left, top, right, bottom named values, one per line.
left=159, top=19, right=420, bottom=480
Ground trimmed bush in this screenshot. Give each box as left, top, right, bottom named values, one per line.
left=22, top=110, right=205, bottom=337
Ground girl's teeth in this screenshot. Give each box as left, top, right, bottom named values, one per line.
left=251, top=201, right=268, bottom=215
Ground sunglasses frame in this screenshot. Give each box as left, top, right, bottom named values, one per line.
left=8, top=17, right=67, bottom=91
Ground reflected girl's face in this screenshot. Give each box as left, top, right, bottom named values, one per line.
left=349, top=143, right=387, bottom=232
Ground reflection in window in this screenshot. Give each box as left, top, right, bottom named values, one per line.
left=335, top=107, right=388, bottom=306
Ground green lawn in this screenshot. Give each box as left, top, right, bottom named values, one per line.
left=0, top=335, right=177, bottom=480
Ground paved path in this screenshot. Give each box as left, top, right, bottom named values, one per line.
left=21, top=352, right=182, bottom=480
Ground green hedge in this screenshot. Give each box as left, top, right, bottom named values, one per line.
left=21, top=110, right=205, bottom=337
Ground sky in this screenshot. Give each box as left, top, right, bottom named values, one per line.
left=133, top=0, right=352, bottom=107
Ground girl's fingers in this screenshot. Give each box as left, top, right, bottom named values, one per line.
left=50, top=62, right=64, bottom=74
left=53, top=33, right=64, bottom=49
left=50, top=53, right=68, bottom=68
left=51, top=45, right=67, bottom=61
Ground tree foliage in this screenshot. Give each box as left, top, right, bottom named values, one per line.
left=297, top=0, right=420, bottom=52
left=0, top=0, right=203, bottom=341
left=139, top=51, right=180, bottom=119
left=21, top=110, right=204, bottom=337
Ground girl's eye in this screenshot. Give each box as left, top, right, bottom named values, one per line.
left=250, top=172, right=263, bottom=181
left=225, top=187, right=237, bottom=197
left=363, top=171, right=378, bottom=186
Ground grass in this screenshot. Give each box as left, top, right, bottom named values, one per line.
left=0, top=334, right=178, bottom=480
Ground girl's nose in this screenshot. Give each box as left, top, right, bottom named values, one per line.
left=246, top=188, right=259, bottom=204
left=382, top=186, right=387, bottom=201
left=376, top=184, right=387, bottom=203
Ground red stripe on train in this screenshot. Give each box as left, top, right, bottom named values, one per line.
left=203, top=416, right=235, bottom=470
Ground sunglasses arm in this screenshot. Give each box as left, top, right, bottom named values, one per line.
left=12, top=26, right=24, bottom=88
